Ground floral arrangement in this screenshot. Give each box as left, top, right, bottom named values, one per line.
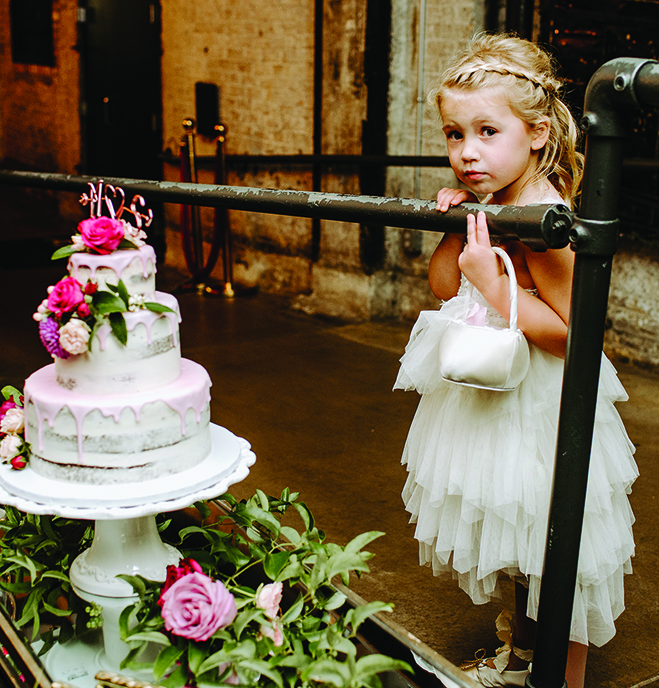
left=51, top=215, right=147, bottom=261
left=0, top=387, right=28, bottom=471
left=0, top=491, right=412, bottom=687
left=33, top=277, right=173, bottom=359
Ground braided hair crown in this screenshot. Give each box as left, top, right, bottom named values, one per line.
left=433, top=33, right=583, bottom=204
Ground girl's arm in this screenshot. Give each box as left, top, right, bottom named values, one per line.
left=429, top=187, right=479, bottom=300
left=460, top=212, right=573, bottom=358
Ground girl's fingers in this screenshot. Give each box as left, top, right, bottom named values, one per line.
left=476, top=211, right=492, bottom=246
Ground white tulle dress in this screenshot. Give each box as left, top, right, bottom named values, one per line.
left=394, top=278, right=637, bottom=647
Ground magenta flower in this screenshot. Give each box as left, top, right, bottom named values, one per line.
left=10, top=455, right=27, bottom=470
left=160, top=572, right=237, bottom=642
left=78, top=217, right=125, bottom=254
left=0, top=400, right=17, bottom=424
left=39, top=318, right=70, bottom=359
left=47, top=277, right=85, bottom=317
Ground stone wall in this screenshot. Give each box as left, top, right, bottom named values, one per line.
left=0, top=0, right=81, bottom=219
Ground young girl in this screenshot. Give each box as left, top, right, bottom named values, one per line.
left=395, top=34, right=637, bottom=688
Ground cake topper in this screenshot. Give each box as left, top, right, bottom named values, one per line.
left=80, top=180, right=154, bottom=229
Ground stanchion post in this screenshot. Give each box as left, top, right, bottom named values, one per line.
left=527, top=57, right=657, bottom=688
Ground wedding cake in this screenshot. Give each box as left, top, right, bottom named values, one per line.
left=22, top=183, right=212, bottom=485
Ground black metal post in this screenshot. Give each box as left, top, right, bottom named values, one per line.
left=0, top=170, right=572, bottom=251
left=528, top=57, right=658, bottom=688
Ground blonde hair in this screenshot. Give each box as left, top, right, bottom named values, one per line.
left=431, top=33, right=583, bottom=205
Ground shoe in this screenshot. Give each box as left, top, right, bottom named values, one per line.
left=462, top=661, right=529, bottom=687
left=460, top=611, right=533, bottom=687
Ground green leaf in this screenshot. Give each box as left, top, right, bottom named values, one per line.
left=41, top=570, right=70, bottom=582
left=116, top=279, right=131, bottom=309
left=263, top=551, right=290, bottom=581
left=154, top=644, right=185, bottom=681
left=117, top=574, right=147, bottom=597
left=93, top=291, right=127, bottom=314
left=160, top=662, right=188, bottom=688
left=345, top=601, right=393, bottom=635
left=280, top=593, right=304, bottom=623
left=239, top=659, right=284, bottom=688
left=354, top=654, right=413, bottom=680
left=144, top=302, right=176, bottom=314
left=42, top=601, right=71, bottom=617
left=51, top=244, right=80, bottom=261
left=302, top=658, right=351, bottom=687
left=126, top=631, right=171, bottom=646
left=109, top=312, right=128, bottom=345
left=344, top=531, right=384, bottom=555
left=197, top=648, right=231, bottom=675
left=188, top=641, right=207, bottom=675
left=321, top=590, right=347, bottom=610
left=1, top=386, right=22, bottom=404
left=280, top=526, right=301, bottom=545
left=326, top=551, right=373, bottom=582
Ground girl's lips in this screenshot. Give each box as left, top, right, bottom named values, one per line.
left=464, top=170, right=487, bottom=180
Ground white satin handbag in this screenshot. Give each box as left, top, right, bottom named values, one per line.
left=438, top=246, right=530, bottom=391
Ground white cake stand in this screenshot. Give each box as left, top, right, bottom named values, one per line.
left=0, top=423, right=256, bottom=687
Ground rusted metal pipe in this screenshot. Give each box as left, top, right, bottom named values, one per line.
left=0, top=170, right=572, bottom=251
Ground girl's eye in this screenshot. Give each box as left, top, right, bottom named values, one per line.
left=446, top=130, right=463, bottom=141
left=482, top=127, right=497, bottom=137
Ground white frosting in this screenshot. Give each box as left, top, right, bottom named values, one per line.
left=24, top=359, right=212, bottom=484
left=55, top=292, right=182, bottom=394
left=68, top=244, right=157, bottom=298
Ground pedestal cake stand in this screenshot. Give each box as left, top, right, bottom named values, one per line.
left=0, top=423, right=256, bottom=687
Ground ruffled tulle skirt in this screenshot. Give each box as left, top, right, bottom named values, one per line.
left=394, top=300, right=637, bottom=647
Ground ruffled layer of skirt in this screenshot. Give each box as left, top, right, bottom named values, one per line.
left=395, top=306, right=638, bottom=647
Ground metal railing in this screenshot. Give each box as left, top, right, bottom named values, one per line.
left=2, top=55, right=659, bottom=688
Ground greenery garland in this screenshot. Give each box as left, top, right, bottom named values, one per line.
left=0, top=489, right=412, bottom=687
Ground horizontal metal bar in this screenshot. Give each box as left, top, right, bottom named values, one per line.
left=161, top=152, right=452, bottom=168
left=0, top=170, right=573, bottom=249
left=162, top=151, right=659, bottom=171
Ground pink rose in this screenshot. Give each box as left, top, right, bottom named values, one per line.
left=160, top=572, right=237, bottom=642
left=260, top=620, right=284, bottom=647
left=158, top=558, right=204, bottom=607
left=47, top=277, right=85, bottom=317
left=255, top=582, right=283, bottom=620
left=78, top=217, right=125, bottom=254
left=0, top=407, right=24, bottom=434
left=10, top=456, right=27, bottom=470
left=59, top=319, right=91, bottom=355
left=77, top=302, right=91, bottom=318
left=0, top=434, right=22, bottom=460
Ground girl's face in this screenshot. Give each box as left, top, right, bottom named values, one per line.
left=440, top=86, right=549, bottom=205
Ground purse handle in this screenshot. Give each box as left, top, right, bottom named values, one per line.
left=463, top=246, right=520, bottom=331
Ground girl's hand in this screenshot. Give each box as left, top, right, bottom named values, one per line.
left=436, top=187, right=478, bottom=212
left=458, top=211, right=503, bottom=294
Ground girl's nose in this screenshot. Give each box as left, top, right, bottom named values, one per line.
left=461, top=137, right=479, bottom=162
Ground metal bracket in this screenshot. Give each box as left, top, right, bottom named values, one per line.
left=581, top=58, right=658, bottom=138
left=568, top=216, right=620, bottom=256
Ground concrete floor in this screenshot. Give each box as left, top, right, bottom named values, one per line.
left=1, top=187, right=658, bottom=687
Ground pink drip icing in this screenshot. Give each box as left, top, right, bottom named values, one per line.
left=68, top=245, right=156, bottom=283
left=24, top=360, right=210, bottom=462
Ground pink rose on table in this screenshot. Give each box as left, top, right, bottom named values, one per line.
left=0, top=407, right=24, bottom=434
left=255, top=582, right=283, bottom=620
left=0, top=434, right=22, bottom=460
left=47, top=277, right=85, bottom=317
left=59, top=319, right=91, bottom=355
left=78, top=217, right=125, bottom=254
left=160, top=571, right=237, bottom=642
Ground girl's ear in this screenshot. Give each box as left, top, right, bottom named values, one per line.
left=531, top=117, right=551, bottom=150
